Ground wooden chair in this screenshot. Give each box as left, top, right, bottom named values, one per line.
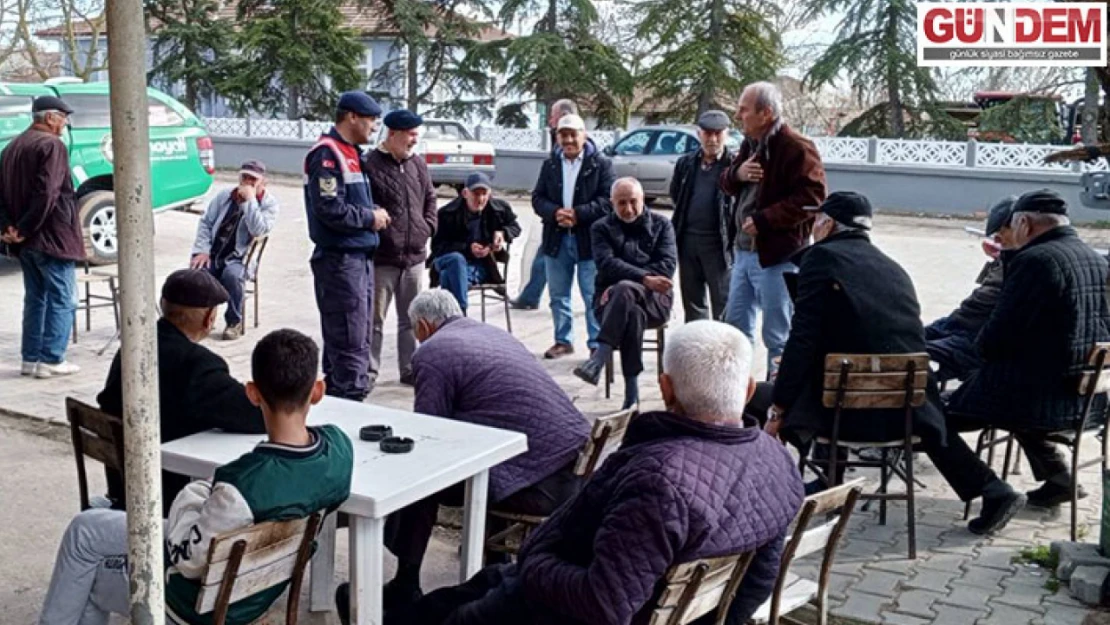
left=800, top=353, right=929, bottom=559
left=965, top=343, right=1110, bottom=541
left=72, top=263, right=119, bottom=344
left=484, top=408, right=637, bottom=558
left=749, top=479, right=864, bottom=625
left=605, top=324, right=668, bottom=400
left=240, top=236, right=269, bottom=332
left=648, top=551, right=757, bottom=625
left=193, top=513, right=323, bottom=625
left=65, top=397, right=125, bottom=511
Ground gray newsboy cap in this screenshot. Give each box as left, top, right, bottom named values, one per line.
left=697, top=110, right=730, bottom=131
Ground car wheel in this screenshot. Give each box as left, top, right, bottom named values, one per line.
left=79, top=191, right=118, bottom=265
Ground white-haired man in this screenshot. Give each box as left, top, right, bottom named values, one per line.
left=383, top=320, right=804, bottom=625
left=335, top=288, right=590, bottom=620
left=574, top=177, right=676, bottom=409
left=720, top=81, right=827, bottom=378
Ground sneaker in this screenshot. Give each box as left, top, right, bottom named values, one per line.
left=509, top=298, right=539, bottom=311
left=544, top=343, right=575, bottom=359
left=968, top=490, right=1027, bottom=535
left=573, top=359, right=604, bottom=386
left=21, top=361, right=37, bottom=376
left=222, top=325, right=242, bottom=341
left=1026, top=481, right=1086, bottom=508
left=35, top=361, right=80, bottom=379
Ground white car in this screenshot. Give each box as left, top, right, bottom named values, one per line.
left=373, top=118, right=496, bottom=190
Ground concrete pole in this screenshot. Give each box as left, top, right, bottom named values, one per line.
left=105, top=0, right=164, bottom=623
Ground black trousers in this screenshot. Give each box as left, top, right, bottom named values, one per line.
left=384, top=463, right=582, bottom=567
left=311, top=251, right=374, bottom=402
left=678, top=233, right=730, bottom=322
left=595, top=280, right=672, bottom=378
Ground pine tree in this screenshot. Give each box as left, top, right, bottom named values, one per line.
left=145, top=0, right=233, bottom=112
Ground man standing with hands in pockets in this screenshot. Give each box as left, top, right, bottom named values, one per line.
left=719, top=81, right=826, bottom=378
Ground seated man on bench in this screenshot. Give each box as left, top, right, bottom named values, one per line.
left=39, top=329, right=354, bottom=625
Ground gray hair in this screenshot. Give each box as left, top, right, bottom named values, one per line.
left=32, top=111, right=51, bottom=123
left=552, top=99, right=578, bottom=117
left=408, top=289, right=462, bottom=329
left=831, top=220, right=868, bottom=235
left=1011, top=211, right=1070, bottom=229
left=610, top=176, right=643, bottom=198
left=743, top=81, right=783, bottom=121
left=662, top=321, right=753, bottom=423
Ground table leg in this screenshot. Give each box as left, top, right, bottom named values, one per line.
left=309, top=512, right=337, bottom=612
left=461, top=469, right=490, bottom=582
left=350, top=515, right=385, bottom=625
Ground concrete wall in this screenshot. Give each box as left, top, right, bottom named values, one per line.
left=212, top=136, right=1106, bottom=222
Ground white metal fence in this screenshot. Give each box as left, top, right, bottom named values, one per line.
left=201, top=116, right=1107, bottom=173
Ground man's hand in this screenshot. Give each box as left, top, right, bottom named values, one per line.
left=470, top=242, right=491, bottom=258
left=764, top=405, right=785, bottom=438
left=555, top=207, right=576, bottom=227
left=642, top=275, right=673, bottom=293
left=0, top=226, right=23, bottom=244
left=738, top=155, right=763, bottom=183
left=372, top=208, right=392, bottom=231
left=492, top=231, right=505, bottom=252
left=599, top=287, right=612, bottom=307
left=742, top=217, right=758, bottom=236
left=190, top=253, right=211, bottom=270
left=236, top=183, right=256, bottom=202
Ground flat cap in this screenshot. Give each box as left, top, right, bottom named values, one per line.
left=162, top=269, right=229, bottom=308
left=32, top=95, right=74, bottom=115
left=384, top=109, right=423, bottom=130
left=466, top=172, right=492, bottom=191
left=697, top=110, right=731, bottom=131
left=1012, top=188, right=1068, bottom=216
left=806, top=190, right=873, bottom=230
left=984, top=195, right=1017, bottom=236
left=336, top=91, right=382, bottom=117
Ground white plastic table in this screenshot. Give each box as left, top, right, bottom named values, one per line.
left=160, top=396, right=528, bottom=625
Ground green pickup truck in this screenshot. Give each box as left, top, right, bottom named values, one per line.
left=0, top=78, right=215, bottom=264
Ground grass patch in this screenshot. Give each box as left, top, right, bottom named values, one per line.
left=1014, top=544, right=1062, bottom=592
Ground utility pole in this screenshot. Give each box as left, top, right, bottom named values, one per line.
left=105, top=0, right=164, bottom=621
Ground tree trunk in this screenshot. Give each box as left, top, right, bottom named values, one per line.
left=407, top=45, right=419, bottom=112
left=697, top=0, right=724, bottom=118
left=883, top=6, right=904, bottom=137
left=287, top=85, right=300, bottom=120
left=1083, top=67, right=1100, bottom=144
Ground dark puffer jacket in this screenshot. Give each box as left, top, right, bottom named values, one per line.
left=591, top=210, right=677, bottom=304
left=363, top=148, right=437, bottom=268
left=532, top=142, right=616, bottom=261
left=949, top=227, right=1110, bottom=430
left=516, top=411, right=804, bottom=625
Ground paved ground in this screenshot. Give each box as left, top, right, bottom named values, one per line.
left=3, top=174, right=1110, bottom=624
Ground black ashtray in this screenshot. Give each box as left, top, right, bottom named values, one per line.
left=380, top=436, right=415, bottom=454
left=359, top=425, right=393, bottom=442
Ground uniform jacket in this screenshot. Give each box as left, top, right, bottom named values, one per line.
left=191, top=187, right=279, bottom=264
left=591, top=210, right=677, bottom=305
left=772, top=231, right=947, bottom=445
left=718, top=124, right=826, bottom=268
left=431, top=196, right=522, bottom=284
left=412, top=316, right=590, bottom=501
left=532, top=142, right=616, bottom=262
left=515, top=411, right=804, bottom=625
left=302, top=128, right=379, bottom=258
left=164, top=425, right=353, bottom=625
left=949, top=227, right=1110, bottom=431
left=670, top=148, right=734, bottom=267
left=363, top=148, right=437, bottom=269
left=98, top=318, right=266, bottom=516
left=0, top=128, right=84, bottom=261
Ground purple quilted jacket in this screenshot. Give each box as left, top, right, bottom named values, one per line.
left=412, top=316, right=590, bottom=501
left=517, top=411, right=804, bottom=625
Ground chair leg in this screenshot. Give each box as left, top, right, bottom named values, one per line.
left=905, top=436, right=917, bottom=560
left=1071, top=438, right=1081, bottom=543
left=110, top=278, right=120, bottom=330
left=1011, top=447, right=1024, bottom=476
left=85, top=281, right=92, bottom=331
left=253, top=280, right=260, bottom=329
left=504, top=296, right=512, bottom=334
left=604, top=353, right=614, bottom=400
left=1000, top=436, right=1016, bottom=481
left=481, top=288, right=487, bottom=323
left=879, top=447, right=889, bottom=526
left=964, top=429, right=992, bottom=521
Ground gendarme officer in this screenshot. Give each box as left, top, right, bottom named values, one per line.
left=303, top=91, right=390, bottom=401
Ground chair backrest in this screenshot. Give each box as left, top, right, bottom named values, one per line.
left=1079, top=343, right=1110, bottom=396
left=648, top=551, right=757, bottom=625
left=822, top=353, right=930, bottom=410
left=65, top=397, right=125, bottom=511
left=195, top=513, right=323, bottom=625
left=574, top=408, right=636, bottom=477
left=244, top=236, right=269, bottom=281
left=765, top=478, right=864, bottom=624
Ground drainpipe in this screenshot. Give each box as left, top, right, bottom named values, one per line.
left=106, top=0, right=164, bottom=622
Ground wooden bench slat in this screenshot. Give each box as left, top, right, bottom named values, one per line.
left=78, top=434, right=124, bottom=471
left=791, top=521, right=836, bottom=561
left=822, top=371, right=928, bottom=391
left=821, top=390, right=926, bottom=409
left=656, top=563, right=736, bottom=607
left=206, top=517, right=308, bottom=565
left=1087, top=344, right=1110, bottom=366
left=575, top=408, right=636, bottom=477
left=665, top=553, right=739, bottom=582
left=196, top=551, right=298, bottom=614
left=1079, top=370, right=1110, bottom=395
left=201, top=534, right=303, bottom=584
left=650, top=589, right=728, bottom=625
left=823, top=353, right=929, bottom=373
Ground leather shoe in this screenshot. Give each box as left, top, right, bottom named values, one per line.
left=544, top=343, right=575, bottom=359
left=574, top=359, right=604, bottom=386
left=510, top=298, right=539, bottom=310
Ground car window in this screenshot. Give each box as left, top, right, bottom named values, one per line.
left=63, top=94, right=113, bottom=128
left=148, top=97, right=185, bottom=127
left=650, top=131, right=691, bottom=155
left=613, top=131, right=652, bottom=156
left=433, top=122, right=471, bottom=141
left=726, top=130, right=743, bottom=150
left=0, top=95, right=33, bottom=136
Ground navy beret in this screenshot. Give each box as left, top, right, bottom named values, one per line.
left=32, top=95, right=74, bottom=115
left=384, top=109, right=423, bottom=130
left=1012, top=188, right=1068, bottom=216
left=162, top=269, right=229, bottom=308
left=984, top=196, right=1017, bottom=236
left=336, top=91, right=382, bottom=117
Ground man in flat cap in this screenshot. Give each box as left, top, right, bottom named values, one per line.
left=364, top=109, right=437, bottom=388
left=0, top=95, right=85, bottom=379
left=97, top=269, right=265, bottom=516
left=304, top=91, right=389, bottom=402
left=190, top=159, right=279, bottom=340
left=670, top=109, right=735, bottom=322
left=759, top=192, right=945, bottom=493
left=925, top=196, right=1017, bottom=383
left=926, top=189, right=1110, bottom=533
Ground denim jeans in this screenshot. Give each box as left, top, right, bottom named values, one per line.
left=434, top=253, right=488, bottom=312
left=209, top=260, right=246, bottom=326
left=725, top=250, right=795, bottom=375
left=545, top=234, right=598, bottom=348
left=516, top=253, right=547, bottom=307
left=20, top=248, right=77, bottom=364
